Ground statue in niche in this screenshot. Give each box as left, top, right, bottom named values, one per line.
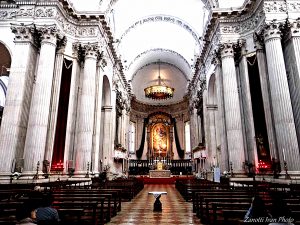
left=256, top=134, right=267, bottom=157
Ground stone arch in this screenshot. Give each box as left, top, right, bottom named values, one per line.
left=207, top=73, right=217, bottom=105
left=102, top=75, right=111, bottom=106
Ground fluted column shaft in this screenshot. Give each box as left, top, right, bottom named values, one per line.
left=214, top=59, right=229, bottom=171
left=207, top=106, right=217, bottom=166
left=283, top=20, right=300, bottom=151
left=64, top=57, right=80, bottom=169
left=23, top=25, right=59, bottom=173
left=92, top=62, right=104, bottom=173
left=45, top=44, right=65, bottom=161
left=255, top=39, right=278, bottom=159
left=0, top=25, right=38, bottom=174
left=220, top=43, right=245, bottom=172
left=264, top=23, right=300, bottom=171
left=238, top=46, right=257, bottom=164
left=75, top=43, right=98, bottom=173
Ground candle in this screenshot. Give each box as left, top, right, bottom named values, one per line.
left=283, top=148, right=286, bottom=161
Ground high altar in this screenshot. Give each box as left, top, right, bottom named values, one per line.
left=149, top=161, right=171, bottom=178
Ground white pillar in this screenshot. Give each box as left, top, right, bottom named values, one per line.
left=238, top=42, right=257, bottom=165
left=0, top=24, right=38, bottom=175
left=283, top=19, right=300, bottom=152
left=64, top=46, right=81, bottom=172
left=75, top=43, right=98, bottom=174
left=264, top=22, right=300, bottom=171
left=213, top=58, right=229, bottom=171
left=45, top=39, right=66, bottom=161
left=254, top=37, right=278, bottom=160
left=92, top=60, right=104, bottom=173
left=207, top=105, right=217, bottom=166
left=219, top=42, right=245, bottom=172
left=23, top=25, right=59, bottom=173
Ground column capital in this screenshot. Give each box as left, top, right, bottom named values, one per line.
left=56, top=36, right=67, bottom=54
left=263, top=21, right=283, bottom=42
left=283, top=19, right=300, bottom=41
left=72, top=42, right=84, bottom=62
left=212, top=50, right=221, bottom=66
left=218, top=42, right=235, bottom=59
left=254, top=32, right=265, bottom=51
left=82, top=43, right=99, bottom=60
left=11, top=23, right=38, bottom=46
left=36, top=24, right=60, bottom=46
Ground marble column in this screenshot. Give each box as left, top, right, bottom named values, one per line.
left=283, top=19, right=300, bottom=151
left=213, top=57, right=229, bottom=171
left=23, top=25, right=60, bottom=173
left=0, top=24, right=38, bottom=175
left=207, top=105, right=217, bottom=166
left=254, top=36, right=278, bottom=160
left=263, top=22, right=300, bottom=171
left=190, top=107, right=199, bottom=148
left=64, top=45, right=81, bottom=170
left=45, top=38, right=66, bottom=161
left=238, top=42, right=257, bottom=164
left=75, top=43, right=98, bottom=174
left=92, top=60, right=104, bottom=173
left=219, top=42, right=245, bottom=172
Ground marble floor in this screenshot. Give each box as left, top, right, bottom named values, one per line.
left=107, top=184, right=203, bottom=225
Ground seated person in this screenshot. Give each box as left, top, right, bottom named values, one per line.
left=35, top=192, right=59, bottom=225
left=16, top=202, right=37, bottom=225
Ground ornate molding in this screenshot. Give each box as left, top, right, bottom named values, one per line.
left=219, top=8, right=264, bottom=35
left=263, top=1, right=287, bottom=13
left=119, top=14, right=201, bottom=46
left=0, top=6, right=99, bottom=38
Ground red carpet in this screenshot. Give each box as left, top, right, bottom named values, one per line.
left=137, top=176, right=194, bottom=184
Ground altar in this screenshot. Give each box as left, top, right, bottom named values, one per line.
left=149, top=170, right=171, bottom=178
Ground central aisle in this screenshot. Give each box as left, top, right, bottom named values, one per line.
left=107, top=184, right=202, bottom=225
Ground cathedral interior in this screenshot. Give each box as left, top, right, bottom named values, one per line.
left=0, top=0, right=300, bottom=224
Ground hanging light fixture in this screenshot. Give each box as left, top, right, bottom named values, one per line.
left=144, top=60, right=175, bottom=100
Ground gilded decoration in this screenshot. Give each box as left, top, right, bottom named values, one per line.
left=151, top=123, right=169, bottom=158
left=148, top=113, right=173, bottom=158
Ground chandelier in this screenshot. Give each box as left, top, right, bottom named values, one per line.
left=144, top=60, right=175, bottom=100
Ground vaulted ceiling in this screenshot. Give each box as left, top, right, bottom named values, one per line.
left=71, top=0, right=245, bottom=105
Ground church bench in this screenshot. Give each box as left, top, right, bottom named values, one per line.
left=192, top=191, right=253, bottom=214
left=53, top=192, right=118, bottom=217
left=52, top=199, right=106, bottom=225
left=57, top=208, right=84, bottom=225
left=53, top=195, right=112, bottom=223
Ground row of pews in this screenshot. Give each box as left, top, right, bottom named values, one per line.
left=0, top=178, right=144, bottom=225
left=176, top=178, right=300, bottom=225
